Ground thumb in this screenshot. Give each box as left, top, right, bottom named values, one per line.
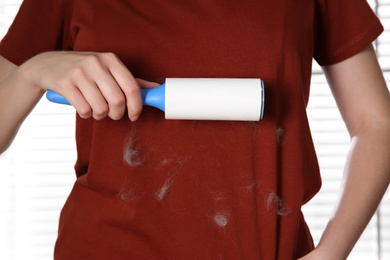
left=135, top=78, right=160, bottom=89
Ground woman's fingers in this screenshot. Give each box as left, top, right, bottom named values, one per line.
left=136, top=78, right=160, bottom=89
left=72, top=73, right=109, bottom=120
left=26, top=51, right=158, bottom=121
left=63, top=87, right=92, bottom=119
left=82, top=53, right=127, bottom=120
left=100, top=52, right=143, bottom=121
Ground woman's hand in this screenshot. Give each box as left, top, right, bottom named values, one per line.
left=20, top=51, right=159, bottom=121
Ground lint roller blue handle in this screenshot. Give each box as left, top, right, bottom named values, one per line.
left=46, top=84, right=166, bottom=112
left=46, top=90, right=72, bottom=105
left=141, top=83, right=165, bottom=111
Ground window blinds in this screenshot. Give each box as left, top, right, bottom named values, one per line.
left=0, top=0, right=389, bottom=259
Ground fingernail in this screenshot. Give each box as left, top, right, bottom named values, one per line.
left=130, top=115, right=139, bottom=122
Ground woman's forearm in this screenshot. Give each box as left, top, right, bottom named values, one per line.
left=316, top=122, right=390, bottom=259
left=0, top=63, right=45, bottom=153
left=299, top=45, right=390, bottom=260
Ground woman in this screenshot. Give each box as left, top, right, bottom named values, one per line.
left=0, top=0, right=389, bottom=259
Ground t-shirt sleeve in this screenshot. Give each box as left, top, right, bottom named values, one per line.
left=314, top=0, right=383, bottom=66
left=0, top=0, right=73, bottom=66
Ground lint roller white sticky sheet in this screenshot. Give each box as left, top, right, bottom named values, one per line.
left=165, top=78, right=263, bottom=121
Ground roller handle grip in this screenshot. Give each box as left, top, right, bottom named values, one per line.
left=46, top=83, right=166, bottom=112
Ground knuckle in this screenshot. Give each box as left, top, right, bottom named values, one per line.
left=77, top=106, right=92, bottom=119
left=70, top=66, right=85, bottom=78
left=107, top=95, right=126, bottom=120
left=109, top=111, right=125, bottom=121
left=110, top=94, right=126, bottom=108
left=83, top=54, right=100, bottom=67
left=126, top=84, right=140, bottom=96
left=92, top=103, right=109, bottom=119
left=102, top=52, right=118, bottom=61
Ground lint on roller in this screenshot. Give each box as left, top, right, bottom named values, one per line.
left=46, top=78, right=265, bottom=121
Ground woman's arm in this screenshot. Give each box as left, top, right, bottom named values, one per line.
left=0, top=51, right=158, bottom=154
left=299, top=44, right=390, bottom=259
left=0, top=56, right=42, bottom=153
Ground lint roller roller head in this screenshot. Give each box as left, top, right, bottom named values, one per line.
left=46, top=78, right=265, bottom=121
left=164, top=78, right=264, bottom=121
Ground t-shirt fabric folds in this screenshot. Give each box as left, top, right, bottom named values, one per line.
left=0, top=0, right=383, bottom=259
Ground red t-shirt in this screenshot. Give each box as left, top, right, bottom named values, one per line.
left=0, top=0, right=383, bottom=259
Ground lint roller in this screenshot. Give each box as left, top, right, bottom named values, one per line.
left=46, top=78, right=265, bottom=121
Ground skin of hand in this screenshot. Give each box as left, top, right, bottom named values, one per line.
left=20, top=51, right=159, bottom=120
left=297, top=44, right=390, bottom=260
left=0, top=51, right=159, bottom=153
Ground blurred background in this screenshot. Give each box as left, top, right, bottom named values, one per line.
left=0, top=0, right=389, bottom=259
